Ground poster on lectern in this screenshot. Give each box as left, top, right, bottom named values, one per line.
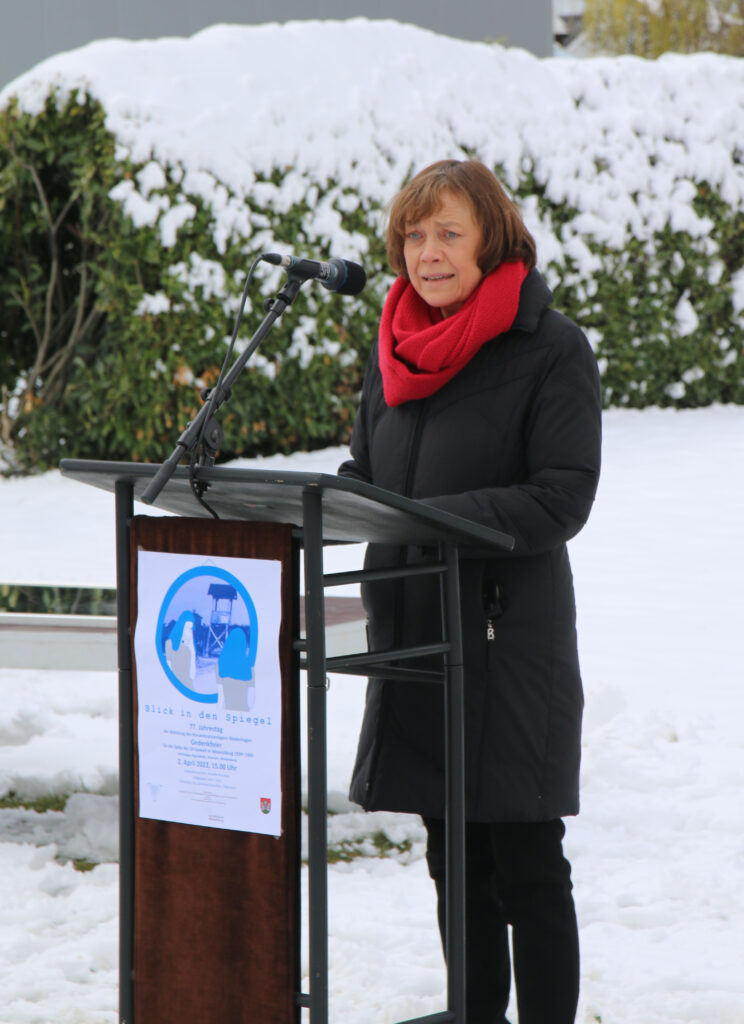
left=133, top=550, right=283, bottom=836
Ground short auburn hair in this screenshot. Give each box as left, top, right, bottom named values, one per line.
left=386, top=159, right=536, bottom=278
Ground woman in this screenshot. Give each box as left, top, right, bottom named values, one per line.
left=338, top=159, right=602, bottom=1023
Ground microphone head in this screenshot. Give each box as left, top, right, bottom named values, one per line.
left=326, top=258, right=367, bottom=296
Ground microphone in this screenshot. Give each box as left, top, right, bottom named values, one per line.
left=262, top=252, right=366, bottom=296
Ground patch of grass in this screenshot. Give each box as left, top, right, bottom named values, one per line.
left=0, top=583, right=117, bottom=615
left=326, top=842, right=361, bottom=865
left=323, top=829, right=413, bottom=865
left=70, top=858, right=98, bottom=873
left=370, top=829, right=413, bottom=857
left=0, top=791, right=69, bottom=813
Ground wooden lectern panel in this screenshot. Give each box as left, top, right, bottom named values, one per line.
left=130, top=517, right=299, bottom=1024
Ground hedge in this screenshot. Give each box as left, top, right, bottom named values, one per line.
left=0, top=90, right=387, bottom=472
left=0, top=83, right=742, bottom=473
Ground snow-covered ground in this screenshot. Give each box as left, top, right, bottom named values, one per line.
left=1, top=405, right=743, bottom=1023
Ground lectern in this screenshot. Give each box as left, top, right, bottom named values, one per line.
left=60, top=459, right=514, bottom=1024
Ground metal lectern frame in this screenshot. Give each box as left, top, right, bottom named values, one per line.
left=60, top=460, right=514, bottom=1024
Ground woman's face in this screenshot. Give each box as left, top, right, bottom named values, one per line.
left=403, top=190, right=483, bottom=318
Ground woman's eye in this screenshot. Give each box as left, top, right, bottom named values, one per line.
left=406, top=230, right=422, bottom=241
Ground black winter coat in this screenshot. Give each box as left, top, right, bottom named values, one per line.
left=339, top=269, right=602, bottom=822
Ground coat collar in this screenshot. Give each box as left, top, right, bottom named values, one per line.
left=511, top=268, right=553, bottom=335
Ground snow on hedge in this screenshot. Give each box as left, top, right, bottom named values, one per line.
left=2, top=18, right=743, bottom=277
left=1, top=17, right=741, bottom=471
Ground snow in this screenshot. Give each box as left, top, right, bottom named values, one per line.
left=2, top=21, right=743, bottom=287
left=1, top=405, right=744, bottom=1022
left=0, top=17, right=743, bottom=1024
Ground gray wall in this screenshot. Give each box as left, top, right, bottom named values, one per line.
left=1, top=1, right=553, bottom=89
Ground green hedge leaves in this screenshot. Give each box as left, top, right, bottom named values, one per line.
left=0, top=89, right=742, bottom=473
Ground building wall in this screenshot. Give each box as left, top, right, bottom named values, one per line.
left=1, top=0, right=553, bottom=90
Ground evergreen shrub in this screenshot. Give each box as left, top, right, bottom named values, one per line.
left=0, top=88, right=742, bottom=473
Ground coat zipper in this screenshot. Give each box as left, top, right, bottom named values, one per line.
left=403, top=400, right=429, bottom=499
left=391, top=400, right=429, bottom=647
left=366, top=399, right=429, bottom=802
left=483, top=580, right=505, bottom=670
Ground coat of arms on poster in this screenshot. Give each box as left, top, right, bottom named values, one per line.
left=134, top=550, right=283, bottom=837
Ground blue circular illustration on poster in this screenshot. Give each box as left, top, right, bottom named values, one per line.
left=156, top=566, right=259, bottom=706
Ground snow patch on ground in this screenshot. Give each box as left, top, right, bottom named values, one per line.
left=1, top=408, right=743, bottom=1021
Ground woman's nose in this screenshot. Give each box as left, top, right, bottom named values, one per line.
left=421, top=240, right=442, bottom=261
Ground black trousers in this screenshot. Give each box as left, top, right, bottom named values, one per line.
left=423, top=817, right=579, bottom=1024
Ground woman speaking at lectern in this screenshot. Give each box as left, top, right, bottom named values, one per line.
left=338, top=159, right=602, bottom=1024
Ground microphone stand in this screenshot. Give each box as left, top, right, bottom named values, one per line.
left=140, top=272, right=305, bottom=507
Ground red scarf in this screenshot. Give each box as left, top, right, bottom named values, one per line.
left=379, top=261, right=529, bottom=407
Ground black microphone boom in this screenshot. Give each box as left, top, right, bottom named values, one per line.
left=262, top=252, right=366, bottom=296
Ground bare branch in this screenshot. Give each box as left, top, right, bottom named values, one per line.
left=68, top=242, right=89, bottom=345
left=24, top=161, right=60, bottom=380
left=8, top=282, right=43, bottom=349
left=41, top=259, right=102, bottom=398
left=1, top=386, right=11, bottom=446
